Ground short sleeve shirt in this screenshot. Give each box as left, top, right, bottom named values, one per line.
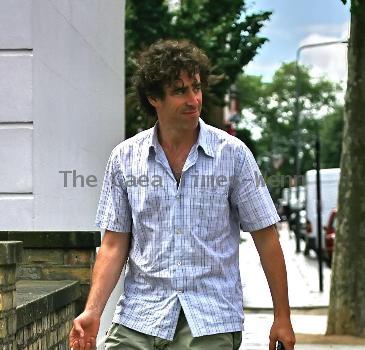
left=95, top=118, right=280, bottom=340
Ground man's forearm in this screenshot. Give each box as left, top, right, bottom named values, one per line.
left=260, top=240, right=290, bottom=319
left=84, top=230, right=131, bottom=317
left=251, top=225, right=290, bottom=319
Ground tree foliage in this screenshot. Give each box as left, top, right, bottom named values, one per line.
left=171, top=0, right=271, bottom=100
left=125, top=0, right=173, bottom=137
left=235, top=127, right=257, bottom=158
left=125, top=0, right=271, bottom=138
left=235, top=63, right=342, bottom=197
left=320, top=106, right=344, bottom=168
left=341, top=0, right=360, bottom=9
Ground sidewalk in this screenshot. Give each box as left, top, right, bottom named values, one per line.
left=240, top=222, right=331, bottom=310
left=241, top=312, right=365, bottom=349
left=238, top=223, right=365, bottom=349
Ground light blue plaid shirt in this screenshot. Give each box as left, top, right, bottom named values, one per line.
left=95, top=118, right=280, bottom=340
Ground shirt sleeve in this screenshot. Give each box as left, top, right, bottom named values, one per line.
left=230, top=143, right=280, bottom=232
left=95, top=149, right=132, bottom=233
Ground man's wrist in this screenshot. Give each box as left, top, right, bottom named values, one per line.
left=84, top=304, right=103, bottom=318
left=274, top=309, right=291, bottom=320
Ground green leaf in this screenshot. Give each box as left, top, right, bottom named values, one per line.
left=235, top=62, right=343, bottom=183
left=125, top=0, right=272, bottom=135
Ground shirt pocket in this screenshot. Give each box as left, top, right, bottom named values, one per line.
left=189, top=188, right=229, bottom=233
left=128, top=186, right=172, bottom=233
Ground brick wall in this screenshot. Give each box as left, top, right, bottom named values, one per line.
left=18, top=247, right=94, bottom=316
left=0, top=231, right=100, bottom=316
left=0, top=241, right=21, bottom=349
left=0, top=232, right=100, bottom=349
left=16, top=303, right=76, bottom=350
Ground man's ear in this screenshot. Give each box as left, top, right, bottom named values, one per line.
left=147, top=96, right=159, bottom=108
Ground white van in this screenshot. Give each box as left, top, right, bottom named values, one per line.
left=304, top=168, right=340, bottom=256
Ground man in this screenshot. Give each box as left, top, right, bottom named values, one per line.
left=69, top=40, right=296, bottom=350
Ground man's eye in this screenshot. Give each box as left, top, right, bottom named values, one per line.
left=174, top=89, right=185, bottom=94
left=193, top=85, right=202, bottom=91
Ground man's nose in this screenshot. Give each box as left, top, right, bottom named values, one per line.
left=185, top=90, right=199, bottom=106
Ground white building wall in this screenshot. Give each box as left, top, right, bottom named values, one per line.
left=0, top=0, right=125, bottom=230
left=0, top=0, right=126, bottom=347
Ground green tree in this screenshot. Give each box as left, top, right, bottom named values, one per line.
left=236, top=63, right=341, bottom=182
left=125, top=0, right=173, bottom=137
left=235, top=127, right=257, bottom=158
left=320, top=106, right=344, bottom=168
left=327, top=0, right=365, bottom=337
left=172, top=0, right=271, bottom=104
left=236, top=74, right=268, bottom=110
left=125, top=0, right=271, bottom=137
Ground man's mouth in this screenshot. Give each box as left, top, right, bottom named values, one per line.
left=182, top=110, right=199, bottom=115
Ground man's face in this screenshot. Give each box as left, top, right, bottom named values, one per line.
left=149, top=71, right=202, bottom=130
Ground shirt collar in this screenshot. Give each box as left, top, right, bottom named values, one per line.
left=148, top=118, right=215, bottom=158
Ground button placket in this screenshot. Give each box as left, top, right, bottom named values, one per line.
left=173, top=184, right=184, bottom=294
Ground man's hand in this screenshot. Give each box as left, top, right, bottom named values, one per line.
left=68, top=231, right=130, bottom=349
left=269, top=316, right=296, bottom=350
left=69, top=310, right=100, bottom=350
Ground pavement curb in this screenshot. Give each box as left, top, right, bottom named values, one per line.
left=296, top=333, right=365, bottom=346
left=244, top=306, right=329, bottom=312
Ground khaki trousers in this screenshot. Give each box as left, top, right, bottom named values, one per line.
left=105, top=308, right=242, bottom=350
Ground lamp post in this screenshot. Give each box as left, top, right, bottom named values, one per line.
left=295, top=39, right=348, bottom=291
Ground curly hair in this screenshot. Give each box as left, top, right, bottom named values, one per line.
left=133, top=40, right=211, bottom=118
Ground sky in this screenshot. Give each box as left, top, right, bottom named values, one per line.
left=245, top=0, right=350, bottom=83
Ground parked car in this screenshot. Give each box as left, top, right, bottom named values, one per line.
left=324, top=208, right=337, bottom=267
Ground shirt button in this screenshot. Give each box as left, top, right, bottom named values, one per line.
left=177, top=261, right=182, bottom=266
left=176, top=229, right=182, bottom=234
left=177, top=290, right=183, bottom=293
left=176, top=194, right=181, bottom=199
